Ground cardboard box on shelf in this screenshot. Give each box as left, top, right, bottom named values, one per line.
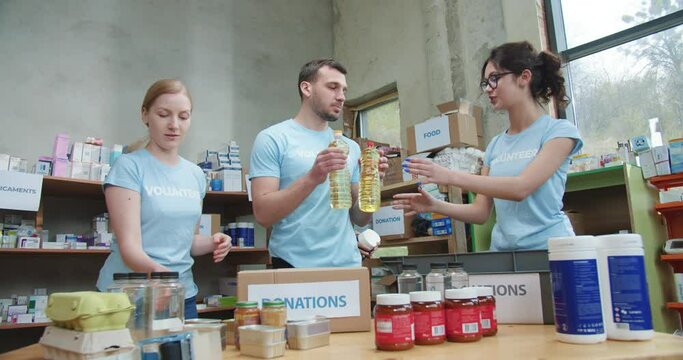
left=383, top=148, right=410, bottom=186
left=371, top=201, right=415, bottom=241
left=237, top=267, right=370, bottom=333
left=199, top=214, right=221, bottom=236
left=407, top=100, right=483, bottom=155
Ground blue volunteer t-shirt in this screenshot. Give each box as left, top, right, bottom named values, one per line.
left=249, top=119, right=362, bottom=268
left=484, top=115, right=583, bottom=251
left=97, top=148, right=206, bottom=298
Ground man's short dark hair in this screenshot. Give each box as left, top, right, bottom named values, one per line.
left=298, top=59, right=347, bottom=99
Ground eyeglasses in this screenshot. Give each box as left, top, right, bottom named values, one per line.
left=479, top=71, right=515, bottom=92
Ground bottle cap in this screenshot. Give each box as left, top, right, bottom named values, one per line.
left=376, top=294, right=410, bottom=306
left=409, top=291, right=441, bottom=303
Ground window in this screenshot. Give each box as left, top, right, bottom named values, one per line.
left=546, top=0, right=683, bottom=155
left=354, top=92, right=401, bottom=147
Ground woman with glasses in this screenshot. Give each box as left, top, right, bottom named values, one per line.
left=393, top=41, right=582, bottom=251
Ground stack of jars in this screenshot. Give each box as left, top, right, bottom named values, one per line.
left=233, top=300, right=288, bottom=357
left=374, top=286, right=497, bottom=351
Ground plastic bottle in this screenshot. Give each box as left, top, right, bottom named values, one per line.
left=359, top=141, right=381, bottom=212
left=425, top=263, right=448, bottom=299
left=328, top=130, right=351, bottom=209
left=106, top=273, right=129, bottom=293
left=397, top=264, right=424, bottom=294
left=123, top=272, right=151, bottom=340
left=596, top=234, right=653, bottom=340
left=446, top=262, right=469, bottom=290
left=548, top=236, right=606, bottom=344
left=150, top=271, right=185, bottom=337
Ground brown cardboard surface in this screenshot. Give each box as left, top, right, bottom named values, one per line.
left=237, top=267, right=371, bottom=333
left=407, top=114, right=482, bottom=154
left=383, top=148, right=408, bottom=186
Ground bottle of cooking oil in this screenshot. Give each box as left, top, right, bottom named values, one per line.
left=329, top=130, right=351, bottom=209
left=359, top=141, right=381, bottom=212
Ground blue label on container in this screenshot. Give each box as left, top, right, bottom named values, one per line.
left=550, top=259, right=604, bottom=335
left=608, top=255, right=653, bottom=331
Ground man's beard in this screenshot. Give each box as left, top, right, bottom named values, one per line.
left=312, top=96, right=340, bottom=122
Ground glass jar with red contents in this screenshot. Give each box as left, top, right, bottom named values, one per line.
left=476, top=286, right=497, bottom=336
left=409, top=291, right=445, bottom=345
left=374, top=294, right=414, bottom=351
left=444, top=287, right=482, bottom=342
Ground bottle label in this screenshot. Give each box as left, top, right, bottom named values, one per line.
left=446, top=307, right=481, bottom=335
left=607, top=255, right=653, bottom=331
left=550, top=259, right=604, bottom=335
left=414, top=309, right=445, bottom=339
left=375, top=313, right=414, bottom=344
left=480, top=304, right=496, bottom=330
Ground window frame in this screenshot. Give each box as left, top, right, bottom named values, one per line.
left=544, top=1, right=683, bottom=122
left=349, top=90, right=400, bottom=141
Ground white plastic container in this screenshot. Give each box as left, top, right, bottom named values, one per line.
left=596, top=234, right=654, bottom=340
left=240, top=341, right=286, bottom=359
left=548, top=236, right=606, bottom=344
left=287, top=316, right=331, bottom=350
left=183, top=323, right=223, bottom=360
left=40, top=326, right=137, bottom=360
left=357, top=229, right=381, bottom=249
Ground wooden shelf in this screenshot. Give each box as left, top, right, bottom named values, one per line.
left=661, top=254, right=683, bottom=273
left=380, top=179, right=419, bottom=199
left=655, top=201, right=683, bottom=214
left=0, top=248, right=110, bottom=255
left=204, top=191, right=249, bottom=203
left=380, top=235, right=450, bottom=247
left=0, top=322, right=51, bottom=330
left=41, top=176, right=103, bottom=198
left=650, top=172, right=683, bottom=190
left=197, top=305, right=235, bottom=314
left=229, top=247, right=268, bottom=253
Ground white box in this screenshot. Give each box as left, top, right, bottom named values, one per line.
left=99, top=146, right=110, bottom=164
left=219, top=169, right=243, bottom=192
left=42, top=241, right=67, bottom=249
left=89, top=163, right=103, bottom=181
left=652, top=145, right=670, bottom=163
left=0, top=154, right=10, bottom=171
left=70, top=161, right=91, bottom=180
left=639, top=150, right=657, bottom=179
left=70, top=142, right=84, bottom=162
left=81, top=144, right=93, bottom=163
left=14, top=313, right=33, bottom=324
left=655, top=160, right=671, bottom=176
left=9, top=157, right=23, bottom=172
left=372, top=205, right=406, bottom=237
left=19, top=236, right=40, bottom=249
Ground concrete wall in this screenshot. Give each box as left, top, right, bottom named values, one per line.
left=0, top=0, right=333, bottom=165
left=333, top=0, right=544, bottom=145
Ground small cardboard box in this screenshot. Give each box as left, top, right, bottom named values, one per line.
left=371, top=201, right=415, bottom=240
left=237, top=267, right=370, bottom=333
left=199, top=214, right=221, bottom=236
left=407, top=100, right=483, bottom=155
left=383, top=148, right=409, bottom=186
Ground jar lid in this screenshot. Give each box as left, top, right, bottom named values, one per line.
left=128, top=272, right=148, bottom=280
left=475, top=287, right=493, bottom=297
left=595, top=234, right=643, bottom=249
left=447, top=262, right=464, bottom=269
left=236, top=301, right=258, bottom=308
left=445, top=287, right=478, bottom=300
left=113, top=273, right=128, bottom=281
left=547, top=236, right=598, bottom=252
left=263, top=300, right=285, bottom=307
left=409, top=291, right=441, bottom=303
left=376, top=294, right=410, bottom=306
left=430, top=262, right=447, bottom=270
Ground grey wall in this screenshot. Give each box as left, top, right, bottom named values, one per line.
left=0, top=0, right=333, bottom=165
left=333, top=0, right=545, bottom=145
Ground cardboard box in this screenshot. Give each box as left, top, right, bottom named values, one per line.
left=237, top=267, right=370, bottom=333
left=199, top=214, right=221, bottom=236
left=383, top=148, right=409, bottom=186
left=407, top=100, right=483, bottom=155
left=371, top=201, right=415, bottom=240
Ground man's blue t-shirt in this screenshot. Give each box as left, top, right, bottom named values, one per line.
left=97, top=148, right=206, bottom=298
left=249, top=119, right=362, bottom=268
left=484, top=115, right=583, bottom=251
